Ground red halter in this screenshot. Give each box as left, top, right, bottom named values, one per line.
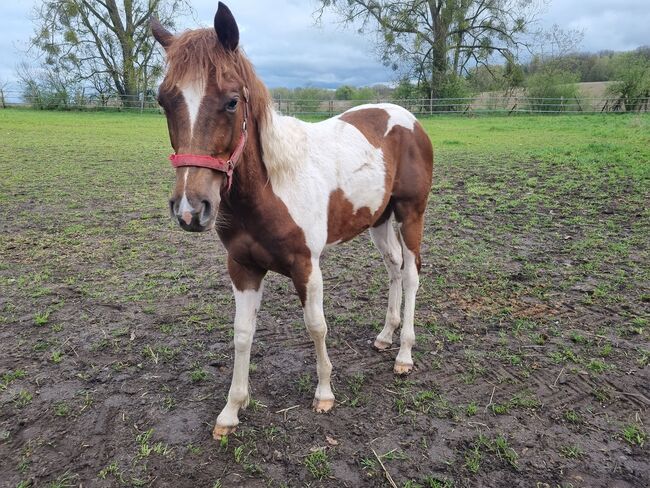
left=169, top=87, right=249, bottom=192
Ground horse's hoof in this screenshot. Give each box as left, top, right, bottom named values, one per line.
left=312, top=398, right=335, bottom=413
left=373, top=339, right=391, bottom=351
left=213, top=424, right=237, bottom=441
left=394, top=362, right=413, bottom=375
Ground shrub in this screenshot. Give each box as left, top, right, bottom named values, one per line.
left=525, top=69, right=581, bottom=112
left=606, top=53, right=650, bottom=112
left=433, top=74, right=472, bottom=112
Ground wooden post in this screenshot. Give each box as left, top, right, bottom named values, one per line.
left=508, top=97, right=518, bottom=115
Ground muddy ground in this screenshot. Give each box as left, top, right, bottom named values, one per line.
left=1, top=113, right=648, bottom=488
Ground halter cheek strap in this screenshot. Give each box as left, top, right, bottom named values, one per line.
left=169, top=87, right=249, bottom=193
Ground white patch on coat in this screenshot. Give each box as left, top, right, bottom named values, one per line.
left=180, top=81, right=205, bottom=139
left=346, top=103, right=416, bottom=136
left=260, top=105, right=387, bottom=254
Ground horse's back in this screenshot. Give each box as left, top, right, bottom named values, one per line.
left=337, top=103, right=433, bottom=206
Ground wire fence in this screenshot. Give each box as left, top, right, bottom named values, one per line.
left=1, top=91, right=649, bottom=115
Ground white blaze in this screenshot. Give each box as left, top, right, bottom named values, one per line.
left=179, top=168, right=194, bottom=214
left=180, top=81, right=205, bottom=140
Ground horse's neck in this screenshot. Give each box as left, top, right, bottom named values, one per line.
left=226, top=107, right=308, bottom=209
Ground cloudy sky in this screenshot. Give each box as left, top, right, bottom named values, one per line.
left=1, top=0, right=648, bottom=94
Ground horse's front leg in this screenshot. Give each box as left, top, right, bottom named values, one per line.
left=213, top=257, right=266, bottom=440
left=293, top=258, right=335, bottom=412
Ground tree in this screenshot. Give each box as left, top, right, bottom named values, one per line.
left=606, top=53, right=650, bottom=112
left=335, top=85, right=354, bottom=100
left=30, top=0, right=190, bottom=106
left=16, top=61, right=84, bottom=110
left=316, top=0, right=546, bottom=98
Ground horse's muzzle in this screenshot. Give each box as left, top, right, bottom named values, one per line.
left=169, top=198, right=213, bottom=232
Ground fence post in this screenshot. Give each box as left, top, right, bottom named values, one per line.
left=509, top=97, right=518, bottom=115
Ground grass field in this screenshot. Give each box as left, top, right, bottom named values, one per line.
left=0, top=108, right=649, bottom=487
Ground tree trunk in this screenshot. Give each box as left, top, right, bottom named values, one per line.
left=121, top=62, right=139, bottom=108
left=430, top=14, right=449, bottom=99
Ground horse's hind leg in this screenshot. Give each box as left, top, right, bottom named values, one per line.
left=394, top=205, right=425, bottom=375
left=370, top=214, right=403, bottom=350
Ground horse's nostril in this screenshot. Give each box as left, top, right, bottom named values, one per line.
left=201, top=200, right=211, bottom=217
left=169, top=199, right=176, bottom=216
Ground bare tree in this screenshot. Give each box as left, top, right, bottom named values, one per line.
left=30, top=0, right=191, bottom=106
left=316, top=0, right=548, bottom=98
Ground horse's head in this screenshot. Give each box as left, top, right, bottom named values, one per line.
left=152, top=2, right=246, bottom=232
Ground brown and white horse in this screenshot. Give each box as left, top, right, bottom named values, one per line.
left=151, top=2, right=433, bottom=439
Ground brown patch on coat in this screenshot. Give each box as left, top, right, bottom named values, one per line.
left=338, top=108, right=389, bottom=148
left=327, top=190, right=376, bottom=244
left=389, top=123, right=433, bottom=271
left=228, top=255, right=266, bottom=292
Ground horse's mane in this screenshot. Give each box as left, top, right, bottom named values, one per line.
left=163, top=28, right=271, bottom=127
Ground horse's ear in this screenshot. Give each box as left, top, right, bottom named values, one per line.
left=151, top=17, right=173, bottom=49
left=214, top=2, right=239, bottom=51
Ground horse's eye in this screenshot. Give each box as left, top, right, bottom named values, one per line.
left=226, top=98, right=239, bottom=112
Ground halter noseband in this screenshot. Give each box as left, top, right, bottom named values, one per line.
left=169, top=87, right=249, bottom=192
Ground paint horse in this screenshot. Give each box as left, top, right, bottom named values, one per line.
left=151, top=2, right=433, bottom=439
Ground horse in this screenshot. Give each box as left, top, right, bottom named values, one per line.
left=151, top=2, right=433, bottom=440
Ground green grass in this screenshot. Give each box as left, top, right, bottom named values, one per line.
left=304, top=449, right=332, bottom=479
left=420, top=114, right=650, bottom=173
left=621, top=424, right=647, bottom=447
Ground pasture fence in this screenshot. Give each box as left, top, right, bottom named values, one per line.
left=1, top=91, right=649, bottom=115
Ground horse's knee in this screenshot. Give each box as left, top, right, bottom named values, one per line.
left=306, top=318, right=327, bottom=339
left=402, top=269, right=419, bottom=291
left=233, top=329, right=253, bottom=352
